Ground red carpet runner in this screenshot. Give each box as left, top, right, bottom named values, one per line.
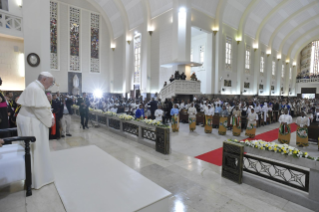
left=195, top=123, right=298, bottom=166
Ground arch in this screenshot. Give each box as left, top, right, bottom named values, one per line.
left=293, top=35, right=319, bottom=63
left=141, top=0, right=151, bottom=27
left=237, top=0, right=259, bottom=41
left=254, top=0, right=288, bottom=45
left=86, top=0, right=114, bottom=42
left=268, top=1, right=318, bottom=52
left=286, top=27, right=319, bottom=61
left=279, top=14, right=319, bottom=55
left=214, top=0, right=228, bottom=29
left=112, top=0, right=129, bottom=38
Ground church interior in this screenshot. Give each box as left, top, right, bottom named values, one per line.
left=1, top=0, right=319, bottom=211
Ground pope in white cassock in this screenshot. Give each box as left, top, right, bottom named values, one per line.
left=17, top=72, right=55, bottom=189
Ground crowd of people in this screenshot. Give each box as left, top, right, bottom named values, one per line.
left=77, top=94, right=317, bottom=148
left=296, top=71, right=319, bottom=80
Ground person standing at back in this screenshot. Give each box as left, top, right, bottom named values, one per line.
left=77, top=92, right=90, bottom=129
left=61, top=95, right=73, bottom=137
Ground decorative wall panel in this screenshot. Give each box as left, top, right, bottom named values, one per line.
left=50, top=1, right=58, bottom=70
left=90, top=13, right=99, bottom=73
left=70, top=7, right=80, bottom=71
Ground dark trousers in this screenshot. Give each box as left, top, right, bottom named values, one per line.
left=81, top=111, right=89, bottom=128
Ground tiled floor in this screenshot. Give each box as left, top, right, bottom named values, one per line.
left=0, top=116, right=316, bottom=212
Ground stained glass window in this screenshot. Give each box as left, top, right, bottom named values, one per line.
left=90, top=13, right=99, bottom=73
left=134, top=35, right=141, bottom=85
left=310, top=41, right=319, bottom=75
left=282, top=64, right=285, bottom=78
left=50, top=1, right=58, bottom=70
left=70, top=7, right=80, bottom=71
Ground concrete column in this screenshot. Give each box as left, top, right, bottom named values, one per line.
left=253, top=49, right=261, bottom=95
left=206, top=33, right=214, bottom=94
left=23, top=0, right=50, bottom=86
left=236, top=41, right=245, bottom=95
left=213, top=31, right=222, bottom=94
left=276, top=58, right=282, bottom=96
left=265, top=54, right=272, bottom=96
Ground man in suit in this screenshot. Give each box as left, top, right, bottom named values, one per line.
left=61, top=95, right=73, bottom=137
left=147, top=98, right=158, bottom=120
left=77, top=92, right=90, bottom=129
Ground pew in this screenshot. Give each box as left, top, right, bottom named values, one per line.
left=0, top=128, right=36, bottom=196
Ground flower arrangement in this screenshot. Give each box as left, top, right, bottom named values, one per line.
left=228, top=139, right=319, bottom=161
left=104, top=111, right=117, bottom=116
left=118, top=114, right=134, bottom=121
left=72, top=104, right=79, bottom=109
left=139, top=119, right=169, bottom=128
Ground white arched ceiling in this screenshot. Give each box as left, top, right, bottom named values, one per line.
left=121, top=0, right=145, bottom=30
left=237, top=0, right=260, bottom=40
left=273, top=2, right=319, bottom=52
left=283, top=19, right=319, bottom=55
left=148, top=0, right=173, bottom=19
left=260, top=0, right=315, bottom=47
left=88, top=0, right=319, bottom=60
left=94, top=0, right=125, bottom=38
left=191, top=0, right=219, bottom=18
left=222, top=0, right=252, bottom=30
left=267, top=0, right=318, bottom=51
left=278, top=15, right=319, bottom=54
left=287, top=27, right=319, bottom=60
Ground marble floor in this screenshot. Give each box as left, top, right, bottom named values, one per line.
left=0, top=116, right=316, bottom=212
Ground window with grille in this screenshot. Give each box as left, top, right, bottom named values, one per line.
left=225, top=37, right=232, bottom=69
left=134, top=35, right=141, bottom=85
left=260, top=54, right=265, bottom=73
left=50, top=1, right=58, bottom=70
left=245, top=46, right=250, bottom=70
left=90, top=13, right=100, bottom=73
left=282, top=64, right=285, bottom=78
left=272, top=61, right=276, bottom=76
left=70, top=7, right=80, bottom=71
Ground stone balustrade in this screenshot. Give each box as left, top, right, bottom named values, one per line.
left=159, top=80, right=201, bottom=100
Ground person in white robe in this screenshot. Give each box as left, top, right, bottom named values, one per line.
left=245, top=108, right=258, bottom=138
left=154, top=105, right=164, bottom=122
left=278, top=109, right=293, bottom=144
left=187, top=103, right=197, bottom=131
left=296, top=111, right=310, bottom=147
left=17, top=72, right=55, bottom=189
left=261, top=102, right=268, bottom=124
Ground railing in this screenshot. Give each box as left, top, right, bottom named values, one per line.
left=72, top=108, right=170, bottom=155
left=222, top=141, right=319, bottom=211
left=0, top=10, right=23, bottom=33
left=243, top=154, right=309, bottom=192
left=296, top=78, right=319, bottom=83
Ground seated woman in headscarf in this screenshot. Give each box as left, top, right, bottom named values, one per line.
left=170, top=104, right=179, bottom=132
left=245, top=108, right=258, bottom=138
left=296, top=111, right=310, bottom=147
left=218, top=105, right=229, bottom=135
left=204, top=104, right=214, bottom=133
left=187, top=103, right=197, bottom=131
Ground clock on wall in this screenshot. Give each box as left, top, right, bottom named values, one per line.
left=27, top=53, right=40, bottom=67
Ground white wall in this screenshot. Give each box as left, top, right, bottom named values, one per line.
left=23, top=0, right=110, bottom=93
left=0, top=36, right=25, bottom=90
